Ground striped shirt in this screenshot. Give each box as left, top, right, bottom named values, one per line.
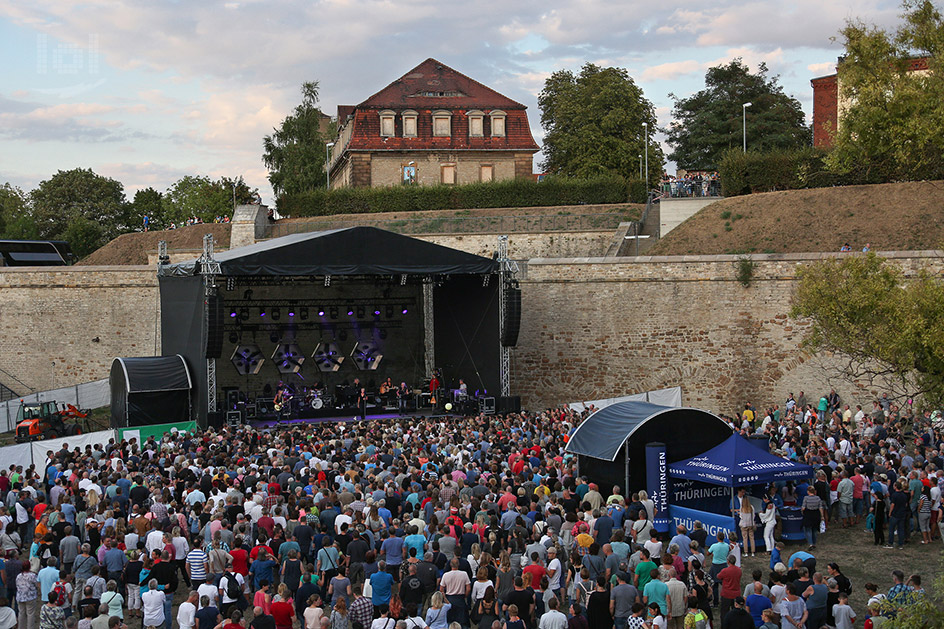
left=186, top=549, right=209, bottom=580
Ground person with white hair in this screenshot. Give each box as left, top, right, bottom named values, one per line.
left=141, top=579, right=165, bottom=629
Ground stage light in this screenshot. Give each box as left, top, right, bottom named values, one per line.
left=259, top=308, right=266, bottom=318
left=231, top=344, right=265, bottom=375
left=324, top=275, right=331, bottom=287
left=229, top=309, right=238, bottom=318
left=330, top=306, right=338, bottom=319
left=272, top=307, right=281, bottom=321
left=270, top=332, right=279, bottom=343
left=312, top=342, right=344, bottom=372
left=317, top=308, right=325, bottom=317
left=228, top=332, right=239, bottom=344
left=300, top=307, right=310, bottom=320
left=373, top=309, right=381, bottom=316
left=240, top=308, right=249, bottom=321
left=351, top=341, right=383, bottom=370
left=347, top=308, right=354, bottom=316
left=356, top=306, right=365, bottom=318
left=272, top=342, right=305, bottom=373
left=288, top=308, right=295, bottom=318
left=402, top=307, right=409, bottom=314
left=385, top=305, right=394, bottom=318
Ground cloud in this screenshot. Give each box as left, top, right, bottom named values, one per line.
left=808, top=61, right=837, bottom=75
left=641, top=60, right=703, bottom=82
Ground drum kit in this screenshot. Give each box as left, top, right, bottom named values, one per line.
left=304, top=387, right=331, bottom=410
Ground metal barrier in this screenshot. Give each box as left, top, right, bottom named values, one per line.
left=267, top=210, right=639, bottom=239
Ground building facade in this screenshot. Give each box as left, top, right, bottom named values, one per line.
left=328, top=58, right=539, bottom=188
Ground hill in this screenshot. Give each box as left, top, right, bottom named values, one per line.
left=78, top=223, right=231, bottom=266
left=649, top=180, right=944, bottom=255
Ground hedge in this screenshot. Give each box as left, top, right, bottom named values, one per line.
left=277, top=175, right=645, bottom=216
left=718, top=148, right=906, bottom=197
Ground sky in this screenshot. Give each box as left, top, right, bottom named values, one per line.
left=0, top=0, right=905, bottom=204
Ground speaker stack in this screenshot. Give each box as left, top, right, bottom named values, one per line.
left=205, top=294, right=224, bottom=358
left=501, top=286, right=521, bottom=347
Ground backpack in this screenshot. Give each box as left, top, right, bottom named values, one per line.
left=225, top=572, right=241, bottom=600
left=51, top=581, right=67, bottom=607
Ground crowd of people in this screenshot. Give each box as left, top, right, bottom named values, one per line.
left=0, top=388, right=937, bottom=629
left=660, top=174, right=721, bottom=199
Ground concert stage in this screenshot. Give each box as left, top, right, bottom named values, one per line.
left=156, top=227, right=516, bottom=428
left=249, top=408, right=450, bottom=430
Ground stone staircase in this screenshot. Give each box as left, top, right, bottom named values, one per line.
left=605, top=201, right=661, bottom=257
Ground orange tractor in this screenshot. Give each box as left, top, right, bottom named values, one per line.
left=14, top=401, right=87, bottom=442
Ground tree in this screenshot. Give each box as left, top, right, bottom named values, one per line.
left=538, top=64, right=662, bottom=183
left=0, top=183, right=31, bottom=238
left=162, top=175, right=256, bottom=226
left=791, top=253, right=944, bottom=405
left=29, top=168, right=128, bottom=257
left=263, top=81, right=334, bottom=197
left=828, top=0, right=944, bottom=181
left=130, top=187, right=164, bottom=231
left=665, top=59, right=810, bottom=171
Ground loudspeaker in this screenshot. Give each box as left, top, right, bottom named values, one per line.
left=205, top=294, right=224, bottom=358
left=224, top=388, right=240, bottom=410
left=256, top=397, right=274, bottom=416
left=501, top=286, right=521, bottom=347
left=496, top=395, right=521, bottom=414
left=479, top=396, right=496, bottom=415
left=207, top=411, right=224, bottom=430
left=226, top=410, right=242, bottom=427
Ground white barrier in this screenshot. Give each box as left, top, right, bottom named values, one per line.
left=31, top=430, right=118, bottom=478
left=0, top=442, right=34, bottom=473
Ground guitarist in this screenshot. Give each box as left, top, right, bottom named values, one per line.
left=273, top=382, right=293, bottom=415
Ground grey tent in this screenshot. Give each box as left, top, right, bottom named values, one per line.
left=566, top=401, right=732, bottom=492
left=110, top=355, right=193, bottom=427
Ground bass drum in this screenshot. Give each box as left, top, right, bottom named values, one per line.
left=310, top=397, right=324, bottom=409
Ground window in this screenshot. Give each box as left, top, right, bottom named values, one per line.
left=441, top=164, right=456, bottom=185
left=432, top=110, right=451, bottom=137
left=467, top=110, right=484, bottom=137
left=490, top=110, right=506, bottom=137
left=379, top=110, right=395, bottom=137
left=480, top=164, right=493, bottom=182
left=402, top=110, right=417, bottom=137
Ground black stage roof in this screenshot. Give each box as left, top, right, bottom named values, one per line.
left=158, top=226, right=499, bottom=277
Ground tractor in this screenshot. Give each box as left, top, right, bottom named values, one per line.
left=14, top=401, right=87, bottom=442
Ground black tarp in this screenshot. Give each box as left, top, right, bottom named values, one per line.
left=434, top=276, right=500, bottom=395
left=566, top=401, right=733, bottom=492
left=158, top=226, right=500, bottom=277
left=110, top=355, right=192, bottom=427
left=158, top=275, right=207, bottom=425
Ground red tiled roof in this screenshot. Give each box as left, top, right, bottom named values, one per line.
left=336, top=58, right=540, bottom=153
left=357, top=58, right=527, bottom=110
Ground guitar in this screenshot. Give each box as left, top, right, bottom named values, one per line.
left=273, top=394, right=293, bottom=412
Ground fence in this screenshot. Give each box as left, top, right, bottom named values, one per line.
left=0, top=378, right=109, bottom=433
left=268, top=210, right=639, bottom=239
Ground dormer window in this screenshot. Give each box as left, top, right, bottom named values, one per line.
left=490, top=110, right=506, bottom=137
left=467, top=110, right=484, bottom=137
left=402, top=110, right=418, bottom=137
left=432, top=110, right=451, bottom=137
left=379, top=110, right=395, bottom=137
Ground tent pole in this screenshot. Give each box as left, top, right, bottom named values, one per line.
left=625, top=442, right=630, bottom=496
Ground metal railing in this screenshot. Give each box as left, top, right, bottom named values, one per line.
left=267, top=210, right=640, bottom=239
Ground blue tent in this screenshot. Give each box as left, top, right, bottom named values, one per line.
left=668, top=434, right=813, bottom=487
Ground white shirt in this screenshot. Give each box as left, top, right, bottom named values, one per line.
left=142, top=590, right=166, bottom=626
left=538, top=610, right=568, bottom=629
left=177, top=601, right=196, bottom=629
left=145, top=530, right=165, bottom=554
left=547, top=557, right=562, bottom=590
left=197, top=582, right=218, bottom=609
left=220, top=573, right=245, bottom=604
left=370, top=618, right=397, bottom=629
left=334, top=513, right=353, bottom=534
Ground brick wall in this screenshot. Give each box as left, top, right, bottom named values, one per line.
left=418, top=231, right=616, bottom=259
left=811, top=75, right=838, bottom=148
left=0, top=267, right=159, bottom=395
left=510, top=251, right=944, bottom=415
left=370, top=152, right=517, bottom=186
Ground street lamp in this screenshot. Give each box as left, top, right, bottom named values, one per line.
left=742, top=102, right=752, bottom=153
left=642, top=122, right=649, bottom=195
left=325, top=142, right=335, bottom=189
left=638, top=154, right=643, bottom=179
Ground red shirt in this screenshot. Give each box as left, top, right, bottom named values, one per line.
left=719, top=565, right=742, bottom=599
left=223, top=623, right=242, bottom=629
left=257, top=516, right=275, bottom=537
left=267, top=483, right=281, bottom=496
left=270, top=601, right=294, bottom=629
left=522, top=564, right=546, bottom=585
left=33, top=503, right=47, bottom=521
left=249, top=544, right=274, bottom=561
left=229, top=548, right=249, bottom=575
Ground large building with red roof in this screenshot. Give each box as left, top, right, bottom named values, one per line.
left=327, top=58, right=540, bottom=188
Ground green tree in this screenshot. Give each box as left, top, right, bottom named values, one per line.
left=538, top=63, right=662, bottom=184
left=29, top=168, right=128, bottom=257
left=828, top=0, right=944, bottom=181
left=162, top=175, right=256, bottom=226
left=666, top=59, right=810, bottom=171
left=791, top=253, right=944, bottom=405
left=0, top=183, right=31, bottom=237
left=263, top=81, right=334, bottom=197
left=130, top=187, right=164, bottom=230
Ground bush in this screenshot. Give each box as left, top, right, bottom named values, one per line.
left=276, top=175, right=635, bottom=216
left=718, top=147, right=912, bottom=198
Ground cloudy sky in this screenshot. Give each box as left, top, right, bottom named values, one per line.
left=0, top=0, right=903, bottom=203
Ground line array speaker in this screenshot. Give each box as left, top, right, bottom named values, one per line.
left=500, top=286, right=521, bottom=347
left=206, top=294, right=224, bottom=358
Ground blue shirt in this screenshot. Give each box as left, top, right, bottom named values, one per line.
left=381, top=536, right=404, bottom=565
left=38, top=566, right=59, bottom=601
left=746, top=593, right=772, bottom=625
left=369, top=570, right=394, bottom=606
